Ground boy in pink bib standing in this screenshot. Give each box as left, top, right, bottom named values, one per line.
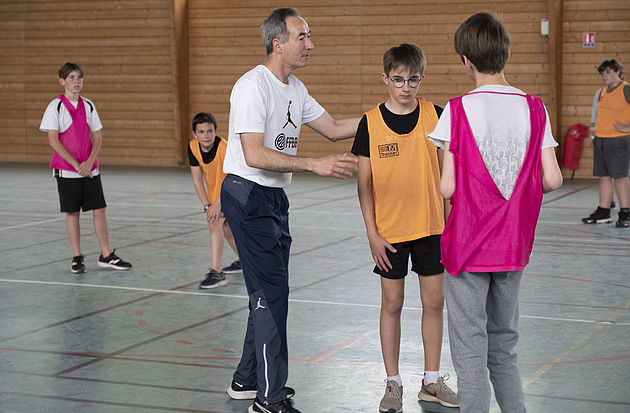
left=428, top=13, right=562, bottom=412
left=40, top=62, right=131, bottom=274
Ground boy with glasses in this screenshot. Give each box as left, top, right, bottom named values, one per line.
left=351, top=43, right=458, bottom=413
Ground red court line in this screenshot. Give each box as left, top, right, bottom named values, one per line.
left=2, top=346, right=628, bottom=369
left=306, top=311, right=418, bottom=362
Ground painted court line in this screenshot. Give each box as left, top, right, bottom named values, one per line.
left=1, top=278, right=628, bottom=326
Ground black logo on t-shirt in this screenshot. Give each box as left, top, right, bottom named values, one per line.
left=275, top=133, right=298, bottom=151
left=283, top=100, right=297, bottom=129
left=378, top=143, right=399, bottom=158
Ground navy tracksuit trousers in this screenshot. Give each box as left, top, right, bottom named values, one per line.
left=221, top=174, right=292, bottom=405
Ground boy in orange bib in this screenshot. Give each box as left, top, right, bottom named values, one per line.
left=351, top=44, right=458, bottom=412
left=188, top=112, right=240, bottom=289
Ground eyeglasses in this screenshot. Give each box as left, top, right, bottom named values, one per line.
left=387, top=76, right=421, bottom=88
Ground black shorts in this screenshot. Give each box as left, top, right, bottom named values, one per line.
left=56, top=175, right=107, bottom=213
left=593, top=136, right=630, bottom=178
left=374, top=234, right=444, bottom=279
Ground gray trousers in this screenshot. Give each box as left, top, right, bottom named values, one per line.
left=445, top=271, right=526, bottom=413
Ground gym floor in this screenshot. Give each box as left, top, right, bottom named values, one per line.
left=0, top=163, right=628, bottom=413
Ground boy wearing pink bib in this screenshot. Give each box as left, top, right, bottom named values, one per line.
left=39, top=62, right=131, bottom=274
left=429, top=14, right=562, bottom=412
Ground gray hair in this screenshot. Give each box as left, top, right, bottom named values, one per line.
left=261, top=7, right=300, bottom=55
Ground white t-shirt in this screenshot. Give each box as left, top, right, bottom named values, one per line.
left=428, top=85, right=558, bottom=199
left=39, top=97, right=103, bottom=134
left=223, top=65, right=325, bottom=188
left=39, top=97, right=103, bottom=178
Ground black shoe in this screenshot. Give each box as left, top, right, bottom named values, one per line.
left=227, top=379, right=295, bottom=400
left=97, top=249, right=132, bottom=270
left=616, top=208, right=630, bottom=227
left=582, top=207, right=612, bottom=224
left=198, top=269, right=227, bottom=289
left=221, top=260, right=242, bottom=274
left=249, top=397, right=301, bottom=413
left=71, top=255, right=85, bottom=273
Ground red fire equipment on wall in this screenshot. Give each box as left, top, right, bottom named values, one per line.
left=561, top=123, right=588, bottom=178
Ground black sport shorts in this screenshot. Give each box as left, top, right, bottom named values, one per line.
left=56, top=175, right=107, bottom=213
left=593, top=136, right=630, bottom=178
left=374, top=234, right=444, bottom=279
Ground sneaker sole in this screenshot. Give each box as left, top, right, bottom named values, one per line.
left=222, top=269, right=242, bottom=274
left=227, top=387, right=256, bottom=400
left=418, top=391, right=459, bottom=408
left=198, top=279, right=228, bottom=289
left=379, top=408, right=401, bottom=413
left=97, top=262, right=131, bottom=270
left=71, top=268, right=85, bottom=274
left=582, top=218, right=613, bottom=224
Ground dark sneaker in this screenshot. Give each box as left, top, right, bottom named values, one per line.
left=379, top=379, right=403, bottom=413
left=198, top=269, right=227, bottom=289
left=221, top=260, right=242, bottom=274
left=227, top=379, right=295, bottom=400
left=71, top=255, right=85, bottom=273
left=249, top=397, right=301, bottom=413
left=616, top=208, right=630, bottom=227
left=418, top=373, right=459, bottom=408
left=97, top=249, right=132, bottom=270
left=582, top=207, right=612, bottom=224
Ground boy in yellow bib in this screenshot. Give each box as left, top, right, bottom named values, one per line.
left=189, top=112, right=240, bottom=289
left=351, top=44, right=458, bottom=412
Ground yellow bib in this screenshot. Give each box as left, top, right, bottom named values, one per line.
left=189, top=138, right=227, bottom=204
left=366, top=99, right=444, bottom=243
left=595, top=81, right=630, bottom=137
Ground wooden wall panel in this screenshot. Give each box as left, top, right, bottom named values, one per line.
left=0, top=0, right=180, bottom=167
left=188, top=0, right=552, bottom=159
left=2, top=1, right=629, bottom=174
left=561, top=0, right=630, bottom=178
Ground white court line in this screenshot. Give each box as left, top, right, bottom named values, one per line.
left=1, top=278, right=628, bottom=326
left=0, top=217, right=64, bottom=231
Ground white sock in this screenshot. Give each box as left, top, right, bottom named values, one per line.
left=387, top=375, right=402, bottom=386
left=424, top=371, right=439, bottom=385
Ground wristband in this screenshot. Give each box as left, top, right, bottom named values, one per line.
left=203, top=204, right=210, bottom=213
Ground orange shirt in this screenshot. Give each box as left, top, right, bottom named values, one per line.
left=189, top=138, right=227, bottom=204
left=366, top=99, right=444, bottom=244
left=595, top=81, right=630, bottom=137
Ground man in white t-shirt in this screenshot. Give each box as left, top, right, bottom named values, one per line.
left=220, top=8, right=359, bottom=413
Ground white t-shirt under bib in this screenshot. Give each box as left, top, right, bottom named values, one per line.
left=429, top=85, right=558, bottom=199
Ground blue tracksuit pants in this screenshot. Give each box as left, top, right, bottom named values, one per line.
left=221, top=174, right=292, bottom=405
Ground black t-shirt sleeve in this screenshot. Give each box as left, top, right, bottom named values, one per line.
left=351, top=114, right=370, bottom=157
left=188, top=143, right=199, bottom=166
left=434, top=104, right=443, bottom=118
